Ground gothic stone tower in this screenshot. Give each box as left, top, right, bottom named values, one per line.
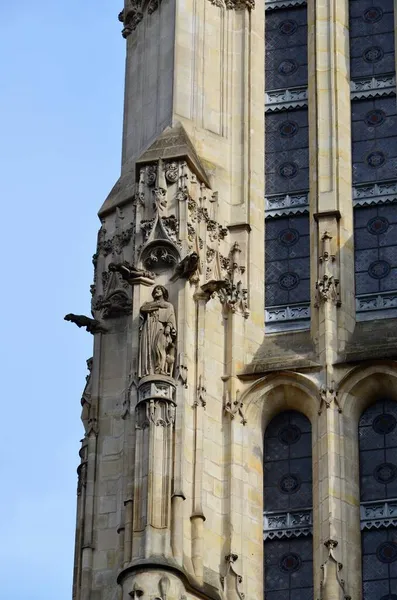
left=67, top=1, right=397, bottom=599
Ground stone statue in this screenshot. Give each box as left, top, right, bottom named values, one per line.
left=138, top=285, right=176, bottom=378
left=81, top=358, right=93, bottom=426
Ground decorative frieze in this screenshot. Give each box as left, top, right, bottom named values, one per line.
left=265, top=0, right=306, bottom=10
left=350, top=75, right=396, bottom=100
left=265, top=192, right=309, bottom=218
left=356, top=291, right=397, bottom=313
left=210, top=0, right=255, bottom=8
left=353, top=181, right=397, bottom=208
left=265, top=303, right=310, bottom=323
left=263, top=509, right=312, bottom=540
left=265, top=87, right=308, bottom=112
left=360, top=499, right=397, bottom=531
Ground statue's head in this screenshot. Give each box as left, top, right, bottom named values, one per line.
left=152, top=285, right=169, bottom=301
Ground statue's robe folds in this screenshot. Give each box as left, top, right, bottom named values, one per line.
left=138, top=302, right=176, bottom=377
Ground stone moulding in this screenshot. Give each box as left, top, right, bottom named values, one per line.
left=263, top=509, right=312, bottom=540
left=350, top=75, right=396, bottom=100
left=265, top=87, right=308, bottom=112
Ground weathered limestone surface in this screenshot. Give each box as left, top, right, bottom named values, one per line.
left=67, top=1, right=397, bottom=600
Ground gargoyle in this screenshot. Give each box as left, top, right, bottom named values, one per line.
left=109, top=261, right=155, bottom=284
left=201, top=279, right=228, bottom=295
left=170, top=252, right=200, bottom=282
left=64, top=314, right=107, bottom=334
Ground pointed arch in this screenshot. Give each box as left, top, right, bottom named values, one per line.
left=239, top=372, right=319, bottom=599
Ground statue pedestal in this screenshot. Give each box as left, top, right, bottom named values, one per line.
left=137, top=375, right=176, bottom=406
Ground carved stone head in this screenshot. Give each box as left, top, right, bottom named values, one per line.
left=152, top=285, right=169, bottom=301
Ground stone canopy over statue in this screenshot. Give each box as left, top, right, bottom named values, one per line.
left=138, top=285, right=176, bottom=378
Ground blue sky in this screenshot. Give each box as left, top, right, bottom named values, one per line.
left=0, top=3, right=125, bottom=598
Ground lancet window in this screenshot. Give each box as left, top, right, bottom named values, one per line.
left=263, top=411, right=313, bottom=600
left=350, top=0, right=397, bottom=320
left=264, top=0, right=310, bottom=331
left=359, top=399, right=397, bottom=600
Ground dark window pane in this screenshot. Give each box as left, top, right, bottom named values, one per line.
left=359, top=400, right=397, bottom=600
left=265, top=215, right=310, bottom=308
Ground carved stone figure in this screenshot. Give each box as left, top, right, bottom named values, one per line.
left=138, top=286, right=177, bottom=378
left=81, top=358, right=93, bottom=426
left=109, top=261, right=155, bottom=283
left=64, top=314, right=106, bottom=334
left=170, top=252, right=200, bottom=282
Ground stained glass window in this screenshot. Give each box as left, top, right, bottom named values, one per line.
left=349, top=0, right=397, bottom=320
left=265, top=2, right=310, bottom=331
left=359, top=400, right=397, bottom=600
left=263, top=411, right=313, bottom=600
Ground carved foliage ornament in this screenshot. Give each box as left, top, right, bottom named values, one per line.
left=315, top=232, right=340, bottom=307
left=96, top=224, right=134, bottom=258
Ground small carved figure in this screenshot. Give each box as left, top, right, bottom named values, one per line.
left=64, top=314, right=106, bottom=334
left=138, top=286, right=177, bottom=378
left=109, top=261, right=155, bottom=283
left=81, top=358, right=93, bottom=426
left=170, top=252, right=200, bottom=282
